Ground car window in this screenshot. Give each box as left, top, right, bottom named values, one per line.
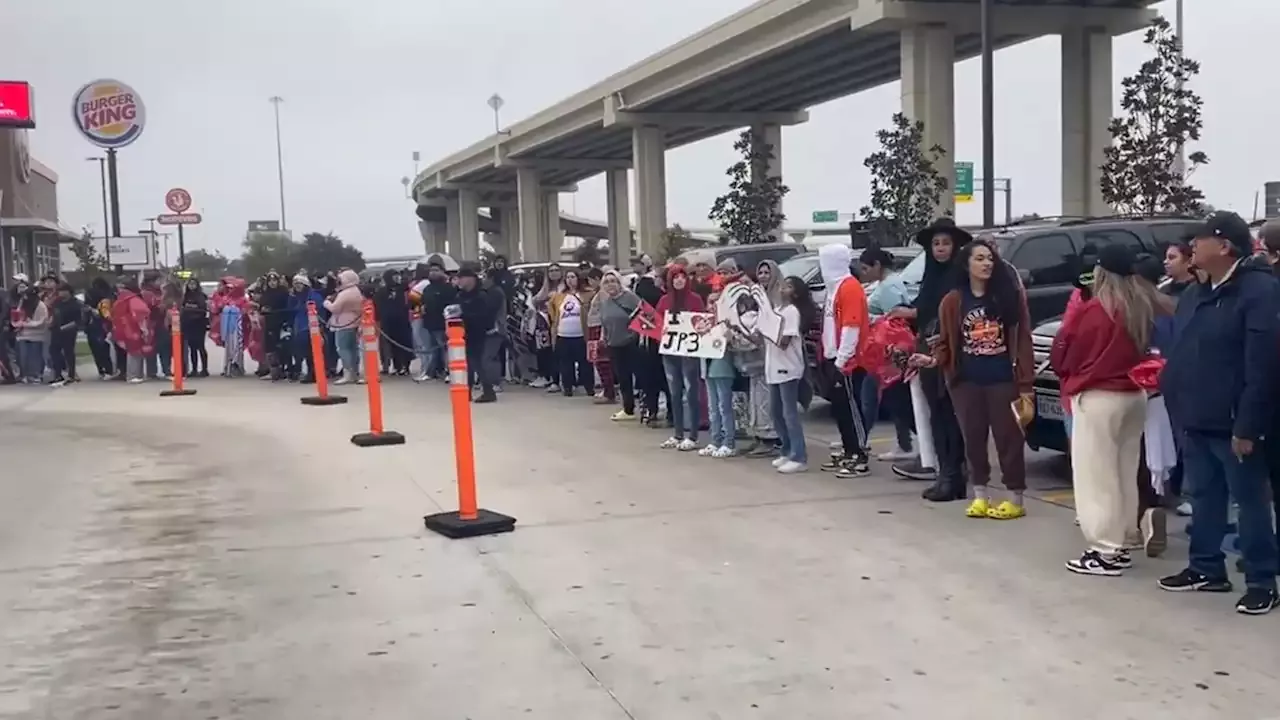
left=1010, top=232, right=1076, bottom=285
left=1149, top=222, right=1198, bottom=251
left=897, top=252, right=927, bottom=286
left=1081, top=228, right=1144, bottom=262
left=722, top=246, right=801, bottom=270
left=777, top=253, right=821, bottom=285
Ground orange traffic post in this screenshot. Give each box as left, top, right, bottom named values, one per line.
left=159, top=307, right=197, bottom=397
left=350, top=299, right=405, bottom=447
left=423, top=310, right=516, bottom=539
left=300, top=301, right=348, bottom=407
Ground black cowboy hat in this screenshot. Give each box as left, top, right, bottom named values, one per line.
left=913, top=217, right=974, bottom=249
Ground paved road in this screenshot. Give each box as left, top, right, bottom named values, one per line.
left=1, top=363, right=1277, bottom=719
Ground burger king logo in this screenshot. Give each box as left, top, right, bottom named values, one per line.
left=72, top=79, right=146, bottom=149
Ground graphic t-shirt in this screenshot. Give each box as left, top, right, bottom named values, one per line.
left=558, top=293, right=584, bottom=338
left=765, top=304, right=805, bottom=385
left=957, top=288, right=1013, bottom=386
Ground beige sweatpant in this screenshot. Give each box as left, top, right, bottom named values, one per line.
left=1070, top=389, right=1147, bottom=556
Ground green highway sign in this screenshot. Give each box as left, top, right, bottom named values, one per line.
left=812, top=210, right=839, bottom=223
left=954, top=162, right=974, bottom=203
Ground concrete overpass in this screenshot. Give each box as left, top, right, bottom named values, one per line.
left=413, top=0, right=1159, bottom=265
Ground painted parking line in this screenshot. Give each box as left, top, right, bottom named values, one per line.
left=1036, top=489, right=1076, bottom=508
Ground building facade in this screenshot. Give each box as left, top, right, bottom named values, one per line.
left=0, top=128, right=77, bottom=281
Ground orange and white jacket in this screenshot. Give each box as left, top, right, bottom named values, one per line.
left=817, top=244, right=870, bottom=374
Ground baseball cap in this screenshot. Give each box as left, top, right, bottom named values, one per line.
left=1194, top=211, right=1254, bottom=257
left=1097, top=243, right=1137, bottom=276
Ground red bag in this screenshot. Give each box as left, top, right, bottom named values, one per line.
left=1128, top=356, right=1165, bottom=392
left=863, top=317, right=918, bottom=388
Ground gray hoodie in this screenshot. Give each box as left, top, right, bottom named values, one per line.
left=598, top=289, right=641, bottom=347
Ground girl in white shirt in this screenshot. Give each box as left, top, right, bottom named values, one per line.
left=553, top=270, right=594, bottom=397
left=765, top=276, right=815, bottom=473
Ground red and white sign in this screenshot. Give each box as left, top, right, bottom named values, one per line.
left=156, top=213, right=202, bottom=226
left=0, top=81, right=35, bottom=129
left=164, top=187, right=192, bottom=213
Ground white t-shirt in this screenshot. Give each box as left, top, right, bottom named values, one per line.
left=558, top=293, right=584, bottom=337
left=765, top=304, right=805, bottom=384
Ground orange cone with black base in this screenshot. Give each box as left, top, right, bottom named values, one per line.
left=424, top=311, right=515, bottom=538
left=159, top=307, right=197, bottom=397
left=300, top=301, right=348, bottom=406
left=350, top=299, right=405, bottom=447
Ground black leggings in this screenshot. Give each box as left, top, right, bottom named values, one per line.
left=557, top=336, right=593, bottom=395
left=608, top=341, right=641, bottom=415
left=185, top=326, right=208, bottom=374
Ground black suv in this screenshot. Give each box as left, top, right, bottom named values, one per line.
left=991, top=215, right=1202, bottom=325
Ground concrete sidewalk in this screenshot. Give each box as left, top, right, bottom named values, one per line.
left=0, top=371, right=1276, bottom=719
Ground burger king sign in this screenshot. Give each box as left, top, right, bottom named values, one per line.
left=72, top=79, right=146, bottom=149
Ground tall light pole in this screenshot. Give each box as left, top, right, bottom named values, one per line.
left=1171, top=0, right=1186, bottom=180
left=487, top=93, right=504, bottom=135
left=979, top=0, right=996, bottom=228
left=85, top=156, right=112, bottom=266
left=269, top=96, right=288, bottom=233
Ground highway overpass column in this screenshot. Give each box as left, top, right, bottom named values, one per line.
left=444, top=200, right=460, bottom=258
left=516, top=168, right=545, bottom=262
left=750, top=124, right=784, bottom=240
left=498, top=207, right=521, bottom=262
left=606, top=169, right=631, bottom=267
left=1061, top=27, right=1112, bottom=218
left=418, top=220, right=448, bottom=255
left=542, top=192, right=562, bottom=261
left=900, top=23, right=956, bottom=218
left=455, top=189, right=480, bottom=261
left=632, top=125, right=667, bottom=259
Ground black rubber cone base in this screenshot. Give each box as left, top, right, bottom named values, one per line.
left=350, top=430, right=406, bottom=447
left=424, top=509, right=517, bottom=539
left=301, top=395, right=349, bottom=406
left=159, top=388, right=198, bottom=397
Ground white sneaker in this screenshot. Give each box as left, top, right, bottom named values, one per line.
left=127, top=377, right=145, bottom=384
left=529, top=377, right=549, bottom=389
left=771, top=456, right=789, bottom=468
left=334, top=375, right=351, bottom=386
left=698, top=443, right=718, bottom=457
left=777, top=460, right=808, bottom=474
left=660, top=437, right=680, bottom=449
left=610, top=410, right=637, bottom=422
left=876, top=445, right=917, bottom=462
left=546, top=383, right=561, bottom=393
left=713, top=446, right=735, bottom=459
left=676, top=438, right=698, bottom=452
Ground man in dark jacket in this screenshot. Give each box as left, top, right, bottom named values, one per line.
left=416, top=261, right=456, bottom=380
left=1159, top=211, right=1280, bottom=615
left=454, top=266, right=500, bottom=403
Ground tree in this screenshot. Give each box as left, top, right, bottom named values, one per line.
left=656, top=224, right=703, bottom=263
left=1100, top=16, right=1208, bottom=216
left=240, top=231, right=297, bottom=280
left=295, top=232, right=365, bottom=274
left=572, top=237, right=603, bottom=267
left=858, top=112, right=949, bottom=246
left=63, top=229, right=108, bottom=287
left=183, top=248, right=232, bottom=279
left=708, top=129, right=790, bottom=244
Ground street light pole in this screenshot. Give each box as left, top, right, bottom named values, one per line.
left=85, top=156, right=112, bottom=267
left=1171, top=0, right=1186, bottom=179
left=980, top=0, right=996, bottom=228
left=269, top=96, right=288, bottom=233
left=487, top=93, right=504, bottom=136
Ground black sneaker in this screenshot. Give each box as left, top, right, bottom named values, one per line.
left=1066, top=550, right=1125, bottom=577
left=1235, top=588, right=1279, bottom=615
left=891, top=459, right=937, bottom=481
left=1158, top=568, right=1234, bottom=593
left=1113, top=550, right=1133, bottom=570
left=835, top=456, right=870, bottom=479
left=820, top=454, right=848, bottom=473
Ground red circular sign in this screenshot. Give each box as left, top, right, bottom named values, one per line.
left=165, top=187, right=192, bottom=213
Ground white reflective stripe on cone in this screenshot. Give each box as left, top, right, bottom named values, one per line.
left=363, top=341, right=379, bottom=352
left=449, top=369, right=468, bottom=386
left=446, top=345, right=466, bottom=362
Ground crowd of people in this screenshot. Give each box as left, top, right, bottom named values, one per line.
left=5, top=210, right=1280, bottom=616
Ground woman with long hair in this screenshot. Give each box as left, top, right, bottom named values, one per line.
left=181, top=277, right=210, bottom=377
left=13, top=284, right=50, bottom=383
left=48, top=282, right=84, bottom=385
left=549, top=269, right=594, bottom=397
left=1162, top=241, right=1198, bottom=297
left=157, top=281, right=185, bottom=378
left=767, top=276, right=816, bottom=473
left=656, top=265, right=705, bottom=450
left=597, top=269, right=643, bottom=421
left=83, top=276, right=116, bottom=379
left=912, top=238, right=1034, bottom=519
left=1051, top=245, right=1162, bottom=575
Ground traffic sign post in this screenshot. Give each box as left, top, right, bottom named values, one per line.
left=811, top=210, right=839, bottom=223
left=954, top=162, right=974, bottom=203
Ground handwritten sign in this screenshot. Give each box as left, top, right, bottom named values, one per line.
left=659, top=311, right=726, bottom=359
left=715, top=281, right=783, bottom=345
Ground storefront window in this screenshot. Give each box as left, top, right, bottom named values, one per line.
left=35, top=242, right=59, bottom=278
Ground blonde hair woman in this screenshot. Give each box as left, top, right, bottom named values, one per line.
left=1050, top=244, right=1161, bottom=576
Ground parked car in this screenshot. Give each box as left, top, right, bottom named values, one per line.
left=676, top=241, right=805, bottom=272
left=990, top=214, right=1202, bottom=325
left=1025, top=316, right=1069, bottom=454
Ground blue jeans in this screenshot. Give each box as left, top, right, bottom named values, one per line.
left=662, top=355, right=702, bottom=441
left=1184, top=431, right=1278, bottom=590
left=770, top=379, right=808, bottom=464
left=16, top=340, right=44, bottom=381
left=335, top=328, right=361, bottom=377
left=706, top=377, right=735, bottom=449
left=422, top=327, right=446, bottom=378
left=860, top=375, right=913, bottom=450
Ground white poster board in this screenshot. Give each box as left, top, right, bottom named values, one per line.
left=99, top=235, right=153, bottom=269
left=659, top=311, right=727, bottom=359
left=715, top=281, right=783, bottom=345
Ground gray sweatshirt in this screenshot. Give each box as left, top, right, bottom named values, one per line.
left=16, top=300, right=49, bottom=342
left=598, top=290, right=640, bottom=347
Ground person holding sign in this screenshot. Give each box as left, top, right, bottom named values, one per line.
left=656, top=265, right=706, bottom=451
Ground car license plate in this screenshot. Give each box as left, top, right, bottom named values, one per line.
left=1035, top=393, right=1064, bottom=422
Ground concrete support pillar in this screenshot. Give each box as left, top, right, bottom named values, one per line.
left=900, top=23, right=956, bottom=217
left=606, top=169, right=631, bottom=268
left=632, top=125, right=667, bottom=259
left=482, top=231, right=501, bottom=260
left=750, top=123, right=784, bottom=240
left=497, top=207, right=521, bottom=262
left=444, top=201, right=460, bottom=258
left=454, top=189, right=480, bottom=261
left=516, top=168, right=545, bottom=262
left=1061, top=27, right=1112, bottom=218
left=417, top=220, right=448, bottom=255
left=542, top=193, right=562, bottom=262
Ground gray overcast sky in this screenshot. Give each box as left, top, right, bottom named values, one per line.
left=5, top=0, right=1273, bottom=259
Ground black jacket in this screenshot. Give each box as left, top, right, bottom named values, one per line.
left=419, top=279, right=457, bottom=331
left=50, top=296, right=84, bottom=334
left=456, top=286, right=499, bottom=345
left=181, top=290, right=209, bottom=330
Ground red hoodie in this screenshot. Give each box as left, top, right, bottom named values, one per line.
left=1049, top=297, right=1142, bottom=399
left=654, top=267, right=706, bottom=333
